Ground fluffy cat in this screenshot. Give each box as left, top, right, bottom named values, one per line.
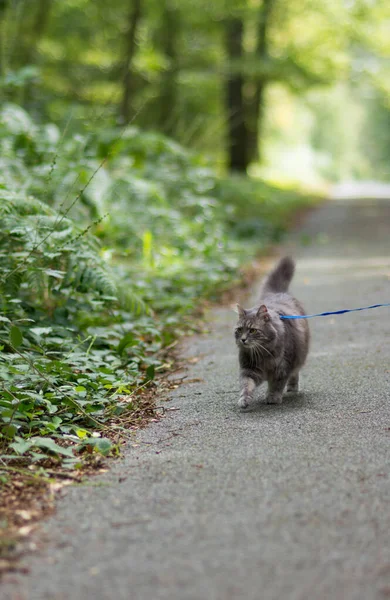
left=234, top=256, right=310, bottom=408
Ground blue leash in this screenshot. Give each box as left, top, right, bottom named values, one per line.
left=280, top=303, right=390, bottom=320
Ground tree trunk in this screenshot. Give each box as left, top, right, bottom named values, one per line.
left=120, top=0, right=142, bottom=124
left=21, top=0, right=53, bottom=108
left=158, top=3, right=179, bottom=136
left=246, top=0, right=273, bottom=164
left=0, top=0, right=9, bottom=80
left=225, top=17, right=248, bottom=172
left=33, top=0, right=52, bottom=41
left=14, top=0, right=52, bottom=69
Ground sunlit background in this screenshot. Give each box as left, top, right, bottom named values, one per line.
left=1, top=0, right=389, bottom=186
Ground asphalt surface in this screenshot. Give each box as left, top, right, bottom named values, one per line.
left=3, top=193, right=390, bottom=600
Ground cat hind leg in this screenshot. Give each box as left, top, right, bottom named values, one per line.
left=286, top=372, right=299, bottom=394
left=265, top=377, right=287, bottom=405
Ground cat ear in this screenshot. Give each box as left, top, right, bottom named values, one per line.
left=257, top=304, right=270, bottom=321
left=235, top=304, right=247, bottom=318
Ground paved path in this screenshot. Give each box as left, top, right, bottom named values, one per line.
left=4, top=195, right=390, bottom=600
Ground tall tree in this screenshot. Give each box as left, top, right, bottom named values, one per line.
left=158, top=2, right=179, bottom=136
left=23, top=0, right=53, bottom=109
left=246, top=0, right=274, bottom=163
left=32, top=0, right=52, bottom=43
left=120, top=0, right=142, bottom=124
left=225, top=16, right=248, bottom=172
left=0, top=0, right=9, bottom=79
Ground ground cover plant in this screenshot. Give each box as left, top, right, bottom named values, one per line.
left=0, top=103, right=319, bottom=479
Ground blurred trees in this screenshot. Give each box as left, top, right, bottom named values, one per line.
left=0, top=0, right=389, bottom=179
left=121, top=0, right=142, bottom=124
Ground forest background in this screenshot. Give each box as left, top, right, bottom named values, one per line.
left=2, top=0, right=389, bottom=180
left=0, top=0, right=389, bottom=470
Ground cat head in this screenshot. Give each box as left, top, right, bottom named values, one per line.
left=234, top=304, right=276, bottom=350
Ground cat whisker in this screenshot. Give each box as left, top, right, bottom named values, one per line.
left=250, top=346, right=259, bottom=368
left=249, top=344, right=270, bottom=367
left=254, top=342, right=273, bottom=358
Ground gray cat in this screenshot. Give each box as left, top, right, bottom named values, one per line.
left=234, top=256, right=310, bottom=408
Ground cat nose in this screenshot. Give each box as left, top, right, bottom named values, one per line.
left=241, top=337, right=247, bottom=344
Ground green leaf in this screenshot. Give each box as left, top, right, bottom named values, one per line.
left=10, top=325, right=23, bottom=348
left=28, top=437, right=75, bottom=457
left=2, top=424, right=18, bottom=439
left=51, top=416, right=62, bottom=428
left=31, top=327, right=53, bottom=336
left=10, top=437, right=33, bottom=455
left=117, top=333, right=137, bottom=355
left=74, top=428, right=88, bottom=439
left=93, top=438, right=113, bottom=456
left=30, top=452, right=49, bottom=462
left=145, top=364, right=155, bottom=381
left=79, top=437, right=113, bottom=457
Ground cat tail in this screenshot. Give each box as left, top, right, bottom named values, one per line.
left=263, top=256, right=295, bottom=293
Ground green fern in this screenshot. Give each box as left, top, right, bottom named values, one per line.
left=0, top=193, right=147, bottom=317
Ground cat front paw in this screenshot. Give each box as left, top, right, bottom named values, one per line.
left=265, top=394, right=283, bottom=405
left=238, top=395, right=250, bottom=409
left=286, top=385, right=299, bottom=394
